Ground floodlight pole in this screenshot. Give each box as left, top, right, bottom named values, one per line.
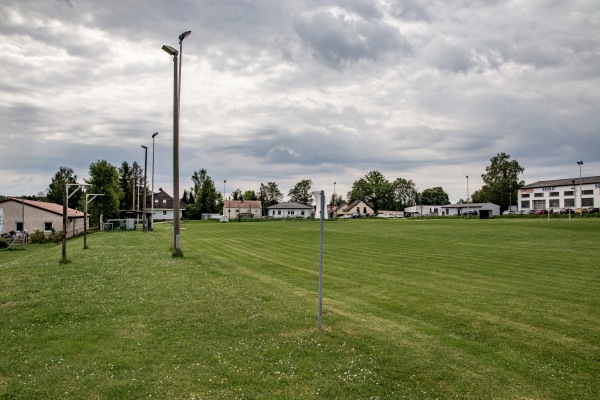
left=333, top=181, right=336, bottom=219
left=62, top=183, right=88, bottom=263
left=84, top=193, right=104, bottom=249
left=312, top=190, right=325, bottom=331
left=466, top=176, right=470, bottom=217
left=141, top=145, right=148, bottom=232
left=151, top=132, right=158, bottom=230
left=577, top=161, right=583, bottom=217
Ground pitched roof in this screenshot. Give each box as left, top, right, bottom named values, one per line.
left=146, top=189, right=187, bottom=210
left=343, top=199, right=375, bottom=212
left=522, top=176, right=600, bottom=189
left=224, top=200, right=262, bottom=209
left=0, top=198, right=85, bottom=218
left=267, top=202, right=312, bottom=210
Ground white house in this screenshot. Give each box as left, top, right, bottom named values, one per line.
left=148, top=188, right=186, bottom=221
left=0, top=198, right=87, bottom=238
left=519, top=176, right=600, bottom=212
left=267, top=202, right=312, bottom=218
left=404, top=205, right=445, bottom=216
left=442, top=203, right=501, bottom=217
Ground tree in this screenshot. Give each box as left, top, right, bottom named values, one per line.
left=329, top=193, right=345, bottom=208
left=86, top=160, right=122, bottom=224
left=419, top=187, right=450, bottom=205
left=186, top=169, right=221, bottom=218
left=288, top=179, right=313, bottom=205
left=259, top=182, right=283, bottom=207
left=475, top=153, right=524, bottom=211
left=47, top=166, right=83, bottom=209
left=243, top=190, right=258, bottom=201
left=231, top=189, right=242, bottom=201
left=391, top=177, right=417, bottom=210
left=348, top=171, right=394, bottom=213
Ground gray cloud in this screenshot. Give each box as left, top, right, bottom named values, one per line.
left=1, top=0, right=599, bottom=202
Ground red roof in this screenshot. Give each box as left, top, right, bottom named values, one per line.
left=1, top=198, right=85, bottom=218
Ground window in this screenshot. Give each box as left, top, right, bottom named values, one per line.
left=521, top=200, right=530, bottom=209
left=301, top=211, right=305, bottom=216
left=564, top=199, right=575, bottom=207
left=533, top=200, right=546, bottom=210
left=549, top=199, right=559, bottom=208
left=16, top=222, right=23, bottom=232
left=363, top=207, right=367, bottom=214
left=549, top=192, right=559, bottom=197
left=521, top=193, right=530, bottom=198
left=290, top=210, right=295, bottom=215
left=564, top=191, right=574, bottom=196
left=278, top=210, right=281, bottom=215
left=534, top=193, right=544, bottom=198
left=582, top=198, right=594, bottom=207
left=582, top=190, right=593, bottom=195
left=44, top=222, right=53, bottom=231
left=162, top=211, right=167, bottom=216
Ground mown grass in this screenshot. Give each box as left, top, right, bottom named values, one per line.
left=1, top=218, right=598, bottom=399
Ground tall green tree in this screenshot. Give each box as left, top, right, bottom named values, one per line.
left=259, top=182, right=283, bottom=207
left=348, top=171, right=394, bottom=212
left=288, top=179, right=313, bottom=205
left=473, top=153, right=524, bottom=211
left=243, top=190, right=258, bottom=201
left=86, top=160, right=122, bottom=223
left=47, top=166, right=83, bottom=209
left=392, top=177, right=417, bottom=210
left=186, top=169, right=221, bottom=218
left=419, top=187, right=450, bottom=205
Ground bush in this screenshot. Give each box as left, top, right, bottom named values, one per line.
left=0, top=237, right=7, bottom=249
left=29, top=230, right=47, bottom=244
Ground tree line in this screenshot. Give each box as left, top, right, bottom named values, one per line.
left=16, top=152, right=522, bottom=224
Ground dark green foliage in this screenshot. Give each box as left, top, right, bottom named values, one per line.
left=0, top=237, right=7, bottom=248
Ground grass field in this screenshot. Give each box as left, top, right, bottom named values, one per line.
left=1, top=218, right=599, bottom=399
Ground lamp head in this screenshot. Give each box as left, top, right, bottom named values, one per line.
left=152, top=132, right=158, bottom=138
left=162, top=45, right=178, bottom=56
left=179, top=31, right=192, bottom=42
left=141, top=145, right=148, bottom=150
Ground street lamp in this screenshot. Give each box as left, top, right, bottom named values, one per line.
left=151, top=132, right=158, bottom=230
left=333, top=181, right=336, bottom=219
left=466, top=176, right=470, bottom=217
left=577, top=161, right=583, bottom=216
left=162, top=43, right=182, bottom=256
left=141, top=145, right=148, bottom=232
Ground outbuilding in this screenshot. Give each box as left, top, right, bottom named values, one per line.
left=441, top=203, right=501, bottom=218
left=0, top=198, right=87, bottom=238
left=267, top=202, right=312, bottom=218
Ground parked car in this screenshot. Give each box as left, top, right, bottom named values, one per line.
left=502, top=210, right=516, bottom=215
left=586, top=207, right=599, bottom=214
left=535, top=209, right=548, bottom=215
left=463, top=210, right=478, bottom=216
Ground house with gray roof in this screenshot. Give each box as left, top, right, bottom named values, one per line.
left=519, top=176, right=600, bottom=212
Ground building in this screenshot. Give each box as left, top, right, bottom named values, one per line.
left=404, top=205, right=445, bottom=216
left=0, top=198, right=87, bottom=238
left=442, top=203, right=501, bottom=217
left=148, top=188, right=187, bottom=221
left=223, top=199, right=263, bottom=219
left=336, top=200, right=375, bottom=217
left=519, top=176, right=600, bottom=212
left=267, top=202, right=312, bottom=218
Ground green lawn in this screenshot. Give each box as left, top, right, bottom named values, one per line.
left=1, top=218, right=599, bottom=399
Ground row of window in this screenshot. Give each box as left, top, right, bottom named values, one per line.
left=12, top=222, right=54, bottom=232
left=521, top=198, right=595, bottom=209
left=522, top=190, right=594, bottom=198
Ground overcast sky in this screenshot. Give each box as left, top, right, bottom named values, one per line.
left=1, top=0, right=599, bottom=203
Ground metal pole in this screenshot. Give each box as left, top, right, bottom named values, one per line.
left=151, top=132, right=158, bottom=230
left=466, top=176, right=470, bottom=217
left=173, top=50, right=182, bottom=255
left=142, top=145, right=148, bottom=232
left=62, top=181, right=67, bottom=262
left=318, top=190, right=324, bottom=331
left=578, top=161, right=583, bottom=216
